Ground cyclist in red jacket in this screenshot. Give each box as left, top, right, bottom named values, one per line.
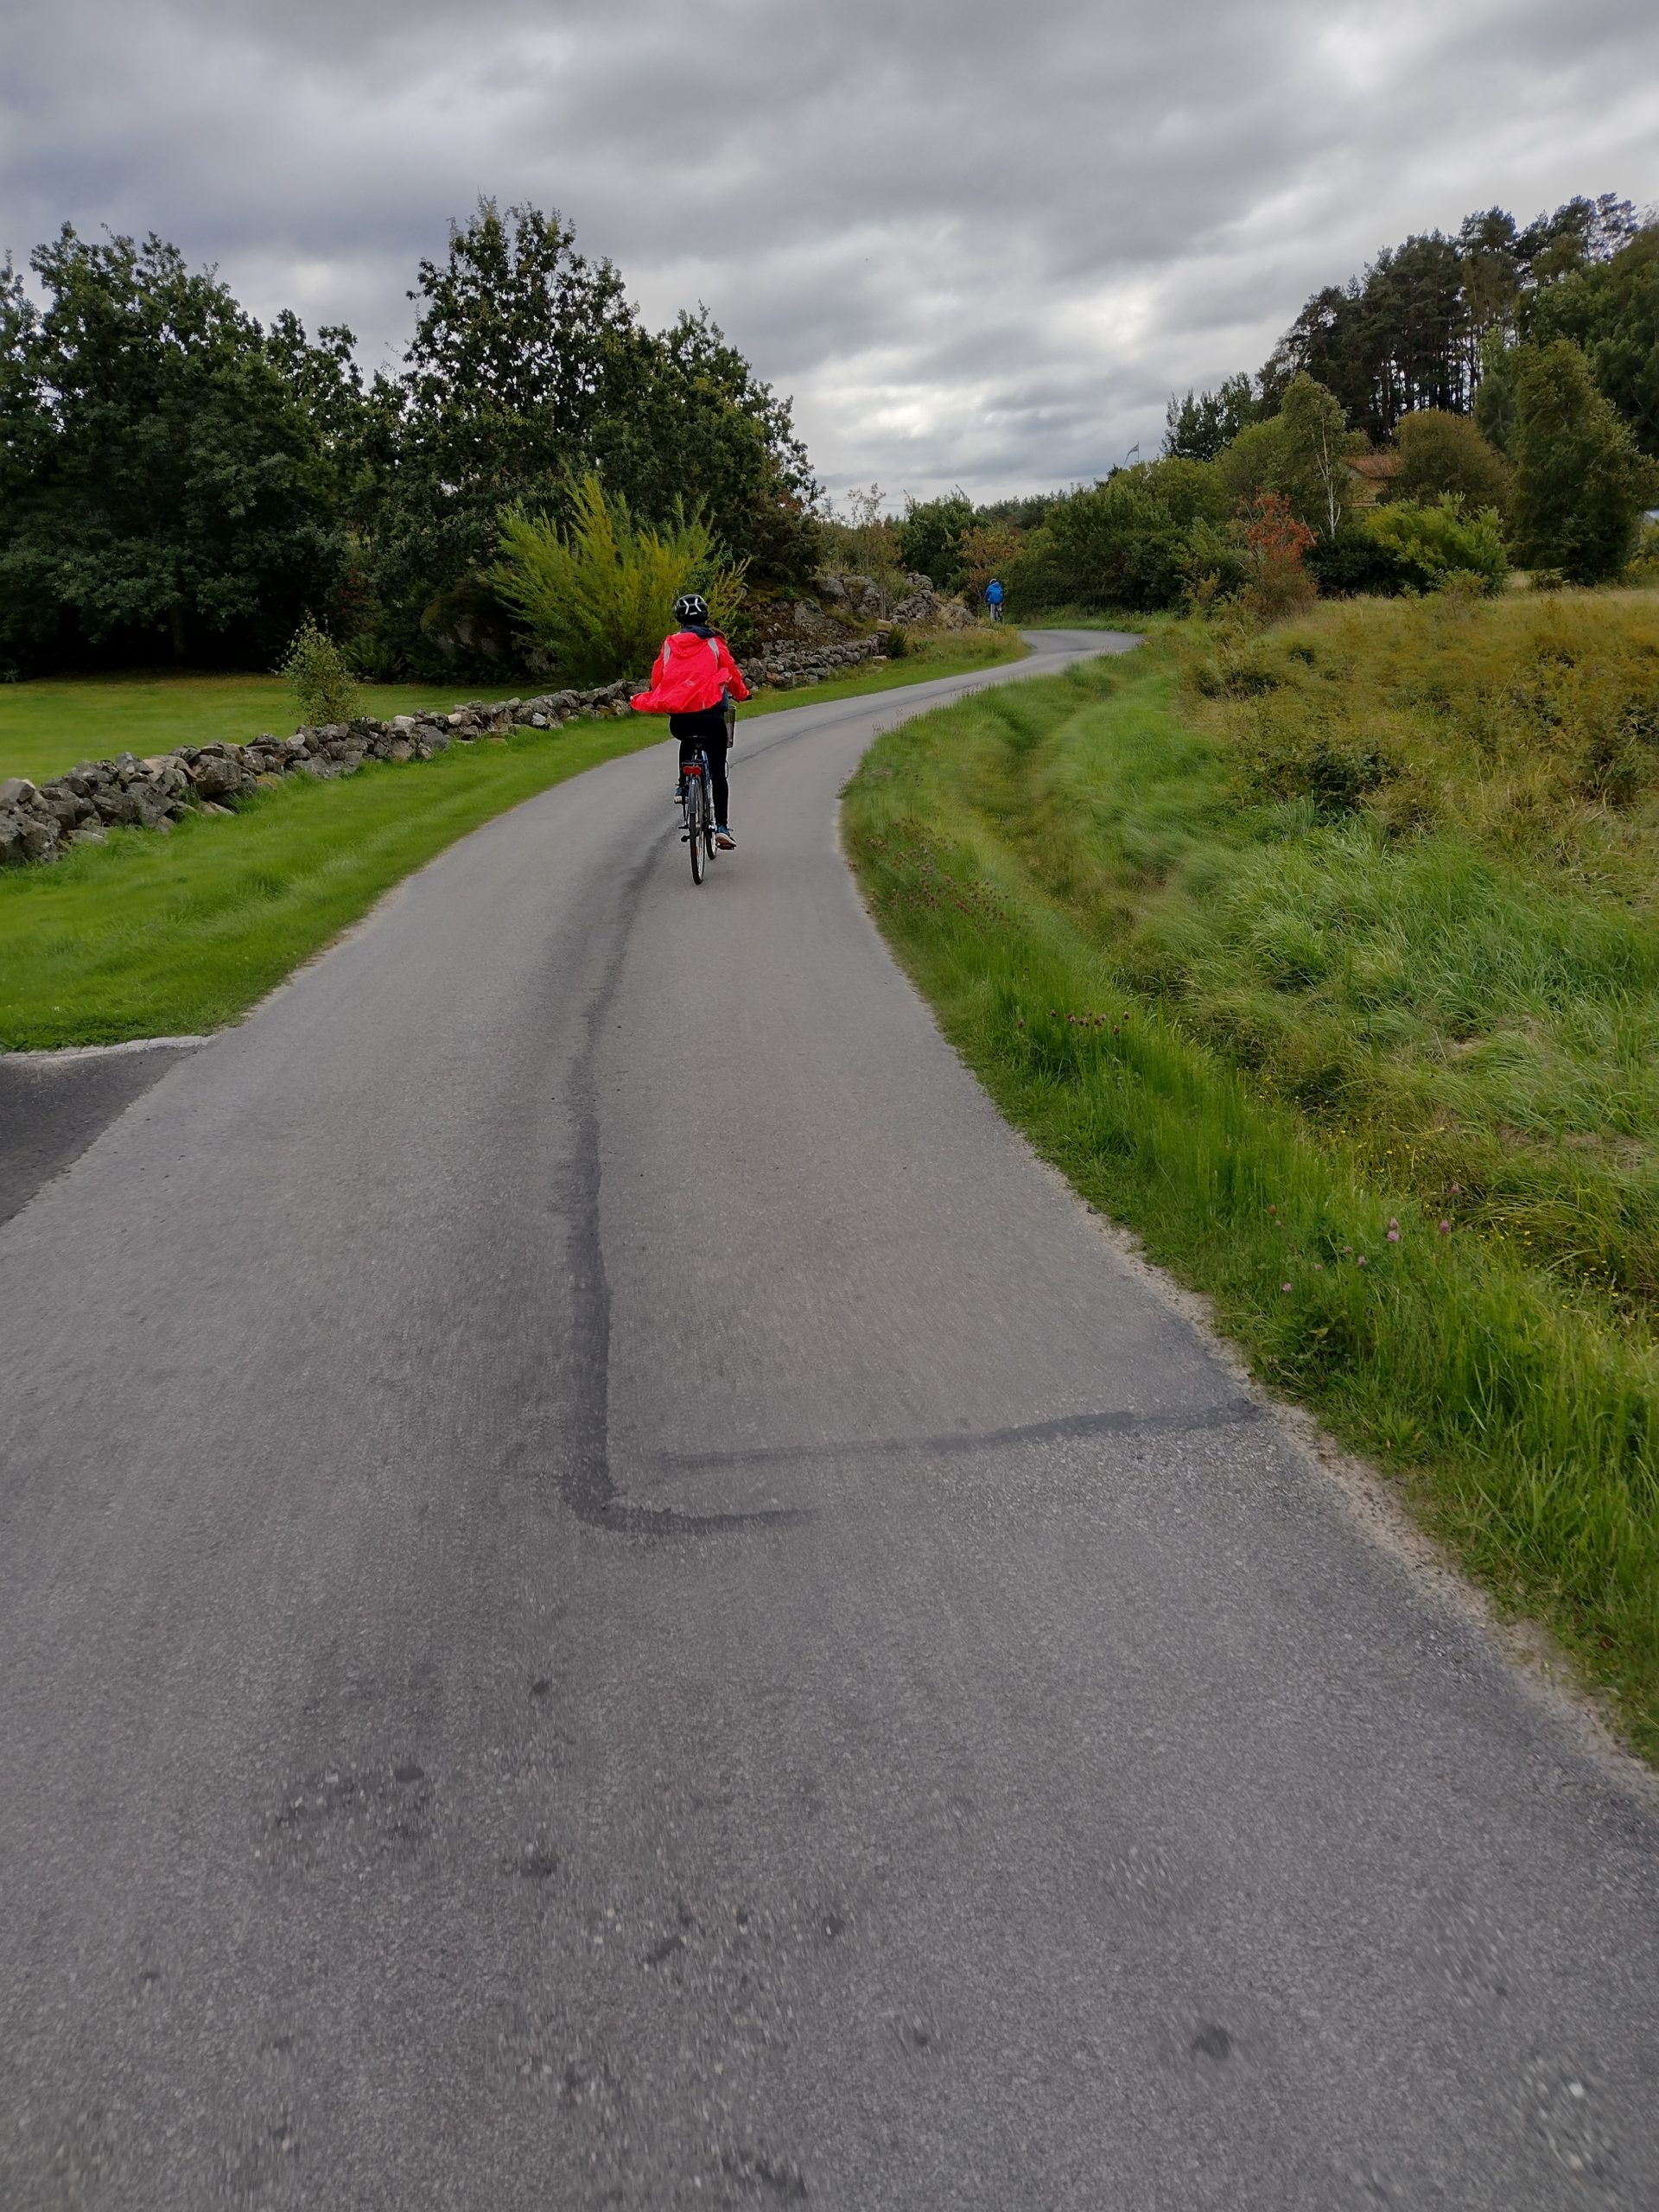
left=632, top=593, right=751, bottom=849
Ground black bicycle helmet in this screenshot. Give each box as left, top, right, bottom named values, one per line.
left=673, top=591, right=710, bottom=626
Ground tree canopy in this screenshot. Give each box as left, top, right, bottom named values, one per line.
left=0, top=200, right=820, bottom=679
left=0, top=228, right=348, bottom=672
left=1392, top=409, right=1510, bottom=510
left=1171, top=193, right=1650, bottom=454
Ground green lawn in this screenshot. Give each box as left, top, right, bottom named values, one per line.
left=843, top=620, right=1659, bottom=1760
left=0, top=631, right=1023, bottom=785
left=0, top=673, right=526, bottom=785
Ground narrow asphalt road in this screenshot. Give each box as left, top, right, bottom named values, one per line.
left=2, top=630, right=1656, bottom=2210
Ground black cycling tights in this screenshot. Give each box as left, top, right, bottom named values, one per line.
left=671, top=709, right=731, bottom=823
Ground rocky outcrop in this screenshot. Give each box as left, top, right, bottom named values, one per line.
left=0, top=639, right=893, bottom=868
left=814, top=569, right=977, bottom=632
left=889, top=578, right=978, bottom=632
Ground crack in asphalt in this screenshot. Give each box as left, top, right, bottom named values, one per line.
left=557, top=835, right=808, bottom=1541
left=644, top=1400, right=1266, bottom=1475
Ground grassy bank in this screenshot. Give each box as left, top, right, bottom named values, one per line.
left=842, top=596, right=1659, bottom=1758
left=0, top=632, right=1022, bottom=785
left=0, top=632, right=1021, bottom=1052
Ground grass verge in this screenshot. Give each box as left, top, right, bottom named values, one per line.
left=842, top=638, right=1659, bottom=1759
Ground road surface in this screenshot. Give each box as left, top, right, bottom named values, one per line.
left=2, top=630, right=1656, bottom=2209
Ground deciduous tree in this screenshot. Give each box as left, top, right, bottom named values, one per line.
left=897, top=492, right=975, bottom=589
left=1392, top=409, right=1510, bottom=512
left=0, top=227, right=346, bottom=671
left=1526, top=224, right=1659, bottom=456
left=1508, top=340, right=1656, bottom=582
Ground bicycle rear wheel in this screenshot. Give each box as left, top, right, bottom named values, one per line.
left=685, top=770, right=706, bottom=884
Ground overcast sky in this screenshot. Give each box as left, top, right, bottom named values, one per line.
left=3, top=0, right=1656, bottom=503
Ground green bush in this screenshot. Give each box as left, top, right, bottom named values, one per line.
left=1241, top=725, right=1398, bottom=816
left=1627, top=522, right=1659, bottom=586
left=1365, top=497, right=1509, bottom=594
left=1176, top=518, right=1251, bottom=603
left=488, top=474, right=746, bottom=682
left=1308, top=524, right=1410, bottom=598
left=280, top=620, right=360, bottom=725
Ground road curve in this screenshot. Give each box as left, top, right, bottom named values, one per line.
left=2, top=629, right=1656, bottom=2209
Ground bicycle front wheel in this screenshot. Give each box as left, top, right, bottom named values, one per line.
left=686, top=772, right=706, bottom=884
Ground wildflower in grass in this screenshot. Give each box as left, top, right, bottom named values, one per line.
left=1357, top=1255, right=1367, bottom=1267
left=1281, top=1281, right=1292, bottom=1293
left=1388, top=1228, right=1400, bottom=1243
left=1439, top=1219, right=1451, bottom=1235
left=1314, top=1261, right=1324, bottom=1270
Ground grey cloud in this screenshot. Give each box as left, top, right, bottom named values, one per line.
left=3, top=0, right=1656, bottom=499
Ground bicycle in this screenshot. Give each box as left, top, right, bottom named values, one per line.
left=680, top=743, right=717, bottom=884
left=678, top=700, right=736, bottom=887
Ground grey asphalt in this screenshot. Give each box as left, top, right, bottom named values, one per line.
left=0, top=1041, right=202, bottom=1230
left=1, top=629, right=1655, bottom=2211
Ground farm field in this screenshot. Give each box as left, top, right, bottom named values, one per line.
left=844, top=588, right=1659, bottom=1756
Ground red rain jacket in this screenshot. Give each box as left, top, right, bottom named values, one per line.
left=632, top=629, right=751, bottom=716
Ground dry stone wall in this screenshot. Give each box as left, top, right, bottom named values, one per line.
left=0, top=636, right=888, bottom=868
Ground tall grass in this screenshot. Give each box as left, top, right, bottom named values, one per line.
left=1164, top=589, right=1659, bottom=1306
left=843, top=632, right=1659, bottom=1756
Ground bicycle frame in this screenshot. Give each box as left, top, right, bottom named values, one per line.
left=681, top=747, right=717, bottom=882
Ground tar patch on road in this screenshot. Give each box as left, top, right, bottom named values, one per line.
left=0, top=1044, right=199, bottom=1229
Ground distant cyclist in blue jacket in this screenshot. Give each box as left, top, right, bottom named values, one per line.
left=985, top=578, right=1005, bottom=621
